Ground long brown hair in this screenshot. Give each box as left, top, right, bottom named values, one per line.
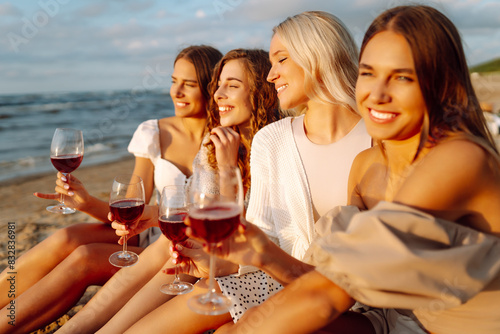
left=205, top=49, right=281, bottom=190
left=175, top=45, right=223, bottom=103
left=361, top=5, right=498, bottom=158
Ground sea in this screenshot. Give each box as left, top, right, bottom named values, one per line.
left=0, top=89, right=174, bottom=184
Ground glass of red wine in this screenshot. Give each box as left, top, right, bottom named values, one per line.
left=47, top=128, right=84, bottom=214
left=108, top=174, right=145, bottom=268
left=158, top=185, right=194, bottom=295
left=186, top=165, right=243, bottom=315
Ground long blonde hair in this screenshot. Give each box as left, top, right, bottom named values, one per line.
left=273, top=11, right=359, bottom=114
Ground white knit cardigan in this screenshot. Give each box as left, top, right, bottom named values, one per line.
left=246, top=116, right=315, bottom=260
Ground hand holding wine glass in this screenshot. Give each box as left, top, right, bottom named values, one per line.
left=46, top=128, right=84, bottom=214
left=158, top=185, right=194, bottom=295
left=108, top=174, right=145, bottom=268
left=186, top=165, right=243, bottom=315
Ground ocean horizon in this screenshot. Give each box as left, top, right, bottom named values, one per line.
left=0, top=89, right=174, bottom=184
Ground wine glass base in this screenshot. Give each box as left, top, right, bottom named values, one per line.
left=46, top=204, right=76, bottom=214
left=109, top=251, right=139, bottom=268
left=160, top=282, right=194, bottom=295
left=187, top=292, right=232, bottom=315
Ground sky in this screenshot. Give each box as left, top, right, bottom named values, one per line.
left=1, top=0, right=499, bottom=95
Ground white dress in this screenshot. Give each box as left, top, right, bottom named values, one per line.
left=217, top=116, right=372, bottom=322
left=128, top=119, right=189, bottom=248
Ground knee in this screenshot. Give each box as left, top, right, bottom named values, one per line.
left=59, top=244, right=114, bottom=285
left=66, top=244, right=100, bottom=275
left=50, top=224, right=90, bottom=250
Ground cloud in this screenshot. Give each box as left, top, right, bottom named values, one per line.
left=1, top=0, right=499, bottom=94
left=76, top=3, right=110, bottom=17
left=126, top=0, right=156, bottom=12
left=0, top=3, right=22, bottom=16
left=196, top=9, right=206, bottom=18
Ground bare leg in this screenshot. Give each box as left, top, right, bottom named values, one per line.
left=0, top=242, right=142, bottom=334
left=0, top=223, right=121, bottom=308
left=124, top=279, right=232, bottom=334
left=98, top=259, right=198, bottom=333
left=214, top=270, right=356, bottom=334
left=56, top=237, right=171, bottom=334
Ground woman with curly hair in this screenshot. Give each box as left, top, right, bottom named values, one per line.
left=56, top=48, right=282, bottom=334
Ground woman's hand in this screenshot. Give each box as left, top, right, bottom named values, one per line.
left=184, top=216, right=272, bottom=269
left=164, top=239, right=239, bottom=278
left=33, top=172, right=91, bottom=211
left=112, top=204, right=158, bottom=244
left=210, top=126, right=240, bottom=168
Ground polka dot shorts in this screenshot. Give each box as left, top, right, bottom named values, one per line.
left=216, top=270, right=284, bottom=322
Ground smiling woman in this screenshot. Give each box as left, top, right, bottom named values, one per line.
left=356, top=30, right=427, bottom=142
left=214, top=59, right=253, bottom=130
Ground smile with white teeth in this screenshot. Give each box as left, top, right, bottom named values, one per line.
left=176, top=102, right=188, bottom=107
left=219, top=106, right=234, bottom=113
left=370, top=109, right=397, bottom=120
left=276, top=84, right=288, bottom=94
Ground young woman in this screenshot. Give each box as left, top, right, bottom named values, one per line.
left=205, top=5, right=500, bottom=334
left=0, top=45, right=223, bottom=334
left=55, top=48, right=282, bottom=334
left=170, top=10, right=372, bottom=330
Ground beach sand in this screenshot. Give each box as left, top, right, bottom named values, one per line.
left=1, top=157, right=135, bottom=333
left=1, top=73, right=500, bottom=333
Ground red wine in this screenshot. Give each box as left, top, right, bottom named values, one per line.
left=189, top=203, right=241, bottom=243
left=159, top=212, right=188, bottom=244
left=109, top=199, right=145, bottom=226
left=50, top=154, right=83, bottom=173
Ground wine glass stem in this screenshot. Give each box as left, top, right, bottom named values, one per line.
left=122, top=234, right=128, bottom=254
left=208, top=245, right=216, bottom=294
left=60, top=173, right=68, bottom=206
left=172, top=243, right=180, bottom=283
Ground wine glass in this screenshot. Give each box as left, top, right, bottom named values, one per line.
left=108, top=174, right=145, bottom=268
left=158, top=185, right=194, bottom=295
left=186, top=165, right=244, bottom=315
left=46, top=128, right=84, bottom=214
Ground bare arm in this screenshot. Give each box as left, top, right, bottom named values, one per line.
left=215, top=270, right=357, bottom=334
left=34, top=172, right=111, bottom=222
left=33, top=156, right=156, bottom=223
left=179, top=219, right=315, bottom=285
left=130, top=156, right=155, bottom=203
left=346, top=148, right=375, bottom=208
